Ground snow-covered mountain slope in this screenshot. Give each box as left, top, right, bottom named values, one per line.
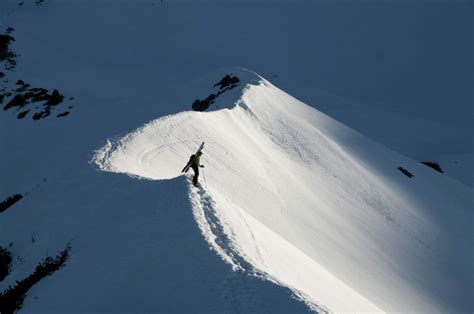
left=1, top=172, right=310, bottom=313
left=1, top=1, right=472, bottom=313
left=1, top=0, right=471, bottom=186
left=94, top=69, right=473, bottom=313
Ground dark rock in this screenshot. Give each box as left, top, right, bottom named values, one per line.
left=17, top=109, right=30, bottom=119
left=32, top=108, right=50, bottom=120
left=0, top=94, right=4, bottom=104
left=3, top=82, right=66, bottom=121
left=56, top=111, right=70, bottom=118
left=0, top=34, right=15, bottom=61
left=421, top=161, right=443, bottom=173
left=32, top=112, right=42, bottom=120
left=23, top=92, right=34, bottom=100
left=15, top=84, right=30, bottom=93
left=29, top=88, right=48, bottom=94
left=0, top=246, right=12, bottom=281
left=191, top=75, right=240, bottom=111
left=0, top=71, right=4, bottom=78
left=31, top=94, right=50, bottom=102
left=214, top=74, right=240, bottom=90
left=3, top=94, right=26, bottom=110
left=398, top=167, right=414, bottom=178
left=6, top=27, right=14, bottom=34
left=44, top=89, right=64, bottom=107
left=43, top=108, right=51, bottom=118
left=192, top=93, right=216, bottom=111
left=24, top=89, right=47, bottom=101
left=0, top=194, right=23, bottom=212
left=0, top=244, right=70, bottom=314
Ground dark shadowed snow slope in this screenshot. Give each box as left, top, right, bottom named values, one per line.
left=0, top=170, right=309, bottom=313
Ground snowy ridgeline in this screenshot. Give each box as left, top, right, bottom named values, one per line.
left=1, top=1, right=473, bottom=313
left=94, top=69, right=473, bottom=313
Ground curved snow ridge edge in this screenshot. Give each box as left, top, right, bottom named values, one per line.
left=91, top=68, right=264, bottom=179
left=188, top=184, right=332, bottom=314
left=188, top=183, right=246, bottom=272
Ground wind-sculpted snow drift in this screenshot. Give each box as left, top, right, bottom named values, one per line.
left=94, top=70, right=473, bottom=313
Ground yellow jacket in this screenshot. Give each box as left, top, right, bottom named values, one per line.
left=193, top=155, right=201, bottom=167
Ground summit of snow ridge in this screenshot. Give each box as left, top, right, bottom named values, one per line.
left=169, top=67, right=263, bottom=113
left=93, top=70, right=473, bottom=313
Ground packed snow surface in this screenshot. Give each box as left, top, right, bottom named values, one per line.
left=95, top=70, right=473, bottom=313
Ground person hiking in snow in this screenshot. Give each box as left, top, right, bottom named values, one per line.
left=188, top=151, right=204, bottom=186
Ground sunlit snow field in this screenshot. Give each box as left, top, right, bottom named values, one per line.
left=1, top=1, right=472, bottom=313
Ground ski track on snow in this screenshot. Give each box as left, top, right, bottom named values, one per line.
left=188, top=181, right=329, bottom=314
left=189, top=182, right=247, bottom=272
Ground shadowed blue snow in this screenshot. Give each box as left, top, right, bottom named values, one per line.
left=3, top=172, right=309, bottom=313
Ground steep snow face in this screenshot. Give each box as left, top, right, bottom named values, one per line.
left=95, top=70, right=473, bottom=313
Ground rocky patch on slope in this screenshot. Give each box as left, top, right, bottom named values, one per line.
left=1, top=27, right=72, bottom=121
left=398, top=166, right=414, bottom=178
left=0, top=32, right=16, bottom=71
left=0, top=246, right=12, bottom=282
left=421, top=161, right=443, bottom=173
left=0, top=194, right=23, bottom=213
left=1, top=80, right=73, bottom=121
left=0, top=244, right=71, bottom=314
left=192, top=74, right=240, bottom=111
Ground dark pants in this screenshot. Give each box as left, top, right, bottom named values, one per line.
left=191, top=165, right=199, bottom=185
